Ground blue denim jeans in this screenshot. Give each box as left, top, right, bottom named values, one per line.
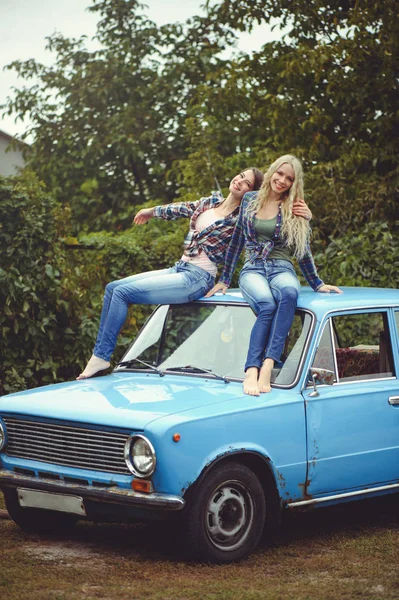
left=93, top=261, right=215, bottom=361
left=239, top=258, right=300, bottom=371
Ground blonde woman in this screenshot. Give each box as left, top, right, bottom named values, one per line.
left=206, top=155, right=341, bottom=396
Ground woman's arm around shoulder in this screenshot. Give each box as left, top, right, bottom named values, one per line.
left=292, top=198, right=312, bottom=221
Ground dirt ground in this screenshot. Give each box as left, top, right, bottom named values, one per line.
left=0, top=492, right=398, bottom=600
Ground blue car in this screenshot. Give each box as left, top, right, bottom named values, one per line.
left=0, top=287, right=398, bottom=562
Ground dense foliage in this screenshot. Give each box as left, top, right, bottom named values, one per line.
left=1, top=0, right=398, bottom=393
left=3, top=0, right=398, bottom=236
left=2, top=0, right=234, bottom=230
left=0, top=173, right=97, bottom=393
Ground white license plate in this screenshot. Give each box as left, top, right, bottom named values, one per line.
left=17, top=488, right=87, bottom=516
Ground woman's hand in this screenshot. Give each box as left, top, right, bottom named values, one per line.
left=317, top=284, right=343, bottom=294
left=134, top=207, right=155, bottom=225
left=205, top=282, right=229, bottom=298
left=293, top=198, right=312, bottom=221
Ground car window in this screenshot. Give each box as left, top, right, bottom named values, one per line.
left=311, top=319, right=337, bottom=383
left=123, top=303, right=255, bottom=379
left=312, top=311, right=395, bottom=383
left=126, top=304, right=169, bottom=363
left=395, top=311, right=399, bottom=339
left=122, top=303, right=312, bottom=384
left=273, top=312, right=313, bottom=385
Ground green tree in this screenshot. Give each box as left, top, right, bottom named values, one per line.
left=314, top=221, right=399, bottom=288
left=2, top=0, right=233, bottom=231
left=186, top=0, right=399, bottom=239
left=5, top=0, right=398, bottom=240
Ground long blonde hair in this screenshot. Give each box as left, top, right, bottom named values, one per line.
left=247, top=154, right=310, bottom=259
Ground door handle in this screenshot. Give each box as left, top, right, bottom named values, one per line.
left=388, top=396, right=399, bottom=406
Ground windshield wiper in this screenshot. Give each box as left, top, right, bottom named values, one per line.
left=163, top=365, right=230, bottom=384
left=117, top=358, right=164, bottom=377
left=117, top=360, right=229, bottom=383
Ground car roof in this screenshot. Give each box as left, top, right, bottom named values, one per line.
left=198, top=287, right=399, bottom=319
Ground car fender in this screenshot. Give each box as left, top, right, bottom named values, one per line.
left=184, top=443, right=281, bottom=498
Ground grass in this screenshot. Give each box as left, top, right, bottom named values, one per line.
left=0, top=493, right=398, bottom=599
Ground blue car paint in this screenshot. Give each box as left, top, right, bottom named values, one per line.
left=304, top=377, right=399, bottom=494
left=144, top=383, right=307, bottom=500
left=0, top=373, right=249, bottom=430
left=296, top=297, right=399, bottom=499
left=1, top=286, right=399, bottom=520
left=0, top=375, right=307, bottom=501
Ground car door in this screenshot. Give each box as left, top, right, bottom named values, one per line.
left=303, top=307, right=399, bottom=496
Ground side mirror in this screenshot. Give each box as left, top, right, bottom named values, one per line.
left=307, top=367, right=335, bottom=397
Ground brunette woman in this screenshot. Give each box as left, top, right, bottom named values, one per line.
left=77, top=168, right=264, bottom=379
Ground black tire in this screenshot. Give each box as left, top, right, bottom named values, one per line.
left=185, top=462, right=266, bottom=563
left=3, top=488, right=78, bottom=533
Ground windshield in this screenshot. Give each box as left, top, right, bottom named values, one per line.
left=119, top=302, right=312, bottom=384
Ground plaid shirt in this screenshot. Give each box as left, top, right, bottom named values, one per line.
left=219, top=192, right=324, bottom=290
left=153, top=193, right=240, bottom=266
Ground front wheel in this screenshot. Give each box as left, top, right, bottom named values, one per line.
left=185, top=462, right=266, bottom=563
left=3, top=488, right=78, bottom=533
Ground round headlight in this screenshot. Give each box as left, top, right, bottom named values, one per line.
left=124, top=435, right=156, bottom=478
left=0, top=421, right=6, bottom=451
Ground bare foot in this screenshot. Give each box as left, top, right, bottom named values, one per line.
left=243, top=367, right=260, bottom=396
left=258, top=358, right=274, bottom=393
left=76, top=355, right=110, bottom=380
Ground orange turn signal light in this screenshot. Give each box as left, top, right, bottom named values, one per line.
left=173, top=433, right=181, bottom=442
left=132, top=479, right=152, bottom=493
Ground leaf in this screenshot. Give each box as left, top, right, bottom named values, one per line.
left=45, top=264, right=54, bottom=277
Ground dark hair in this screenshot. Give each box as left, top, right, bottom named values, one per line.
left=247, top=166, right=264, bottom=191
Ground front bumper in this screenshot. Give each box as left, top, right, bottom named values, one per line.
left=0, top=471, right=185, bottom=512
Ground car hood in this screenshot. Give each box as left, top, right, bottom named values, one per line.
left=0, top=372, right=247, bottom=430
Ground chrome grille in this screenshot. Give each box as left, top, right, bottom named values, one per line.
left=3, top=417, right=131, bottom=475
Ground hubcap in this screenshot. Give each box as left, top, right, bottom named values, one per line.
left=205, top=480, right=254, bottom=551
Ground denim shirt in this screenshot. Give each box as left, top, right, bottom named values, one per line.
left=153, top=193, right=240, bottom=266
left=219, top=192, right=324, bottom=290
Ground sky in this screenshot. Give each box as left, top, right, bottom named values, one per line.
left=0, top=0, right=278, bottom=138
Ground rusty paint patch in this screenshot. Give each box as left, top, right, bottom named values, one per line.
left=185, top=448, right=273, bottom=497
left=311, top=438, right=319, bottom=468
left=276, top=469, right=286, bottom=489
left=283, top=479, right=314, bottom=508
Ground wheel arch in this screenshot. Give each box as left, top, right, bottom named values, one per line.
left=183, top=450, right=282, bottom=527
